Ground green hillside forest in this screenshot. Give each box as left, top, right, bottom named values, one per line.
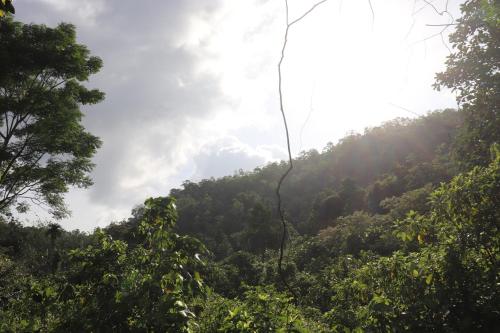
left=0, top=1, right=499, bottom=331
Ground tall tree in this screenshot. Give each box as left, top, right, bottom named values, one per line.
left=46, top=223, right=62, bottom=272
left=244, top=202, right=279, bottom=256
left=435, top=0, right=499, bottom=168
left=0, top=19, right=104, bottom=218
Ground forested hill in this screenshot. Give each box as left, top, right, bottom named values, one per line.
left=165, top=109, right=461, bottom=256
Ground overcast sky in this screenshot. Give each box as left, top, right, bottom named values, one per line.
left=15, top=0, right=461, bottom=231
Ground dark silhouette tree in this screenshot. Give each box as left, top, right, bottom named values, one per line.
left=244, top=202, right=279, bottom=256
left=45, top=223, right=62, bottom=272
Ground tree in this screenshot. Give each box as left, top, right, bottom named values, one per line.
left=0, top=197, right=208, bottom=331
left=0, top=0, right=14, bottom=17
left=339, top=177, right=365, bottom=214
left=307, top=192, right=345, bottom=233
left=45, top=223, right=62, bottom=273
left=324, top=151, right=500, bottom=331
left=435, top=0, right=499, bottom=169
left=0, top=19, right=104, bottom=218
left=244, top=202, right=279, bottom=256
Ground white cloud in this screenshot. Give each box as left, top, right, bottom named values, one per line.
left=192, top=136, right=286, bottom=180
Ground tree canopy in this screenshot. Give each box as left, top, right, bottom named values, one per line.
left=435, top=0, right=500, bottom=168
left=0, top=19, right=104, bottom=218
left=0, top=0, right=14, bottom=17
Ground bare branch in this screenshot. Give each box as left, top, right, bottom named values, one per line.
left=368, top=0, right=375, bottom=27
left=388, top=102, right=422, bottom=117
left=299, top=82, right=315, bottom=153
left=0, top=134, right=33, bottom=182
left=426, top=23, right=457, bottom=27
left=276, top=0, right=331, bottom=300
left=288, top=0, right=329, bottom=26
left=0, top=151, right=44, bottom=209
left=411, top=0, right=456, bottom=54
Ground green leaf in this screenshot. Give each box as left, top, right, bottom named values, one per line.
left=425, top=273, right=433, bottom=285
left=44, top=286, right=56, bottom=298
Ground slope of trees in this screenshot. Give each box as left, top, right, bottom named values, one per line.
left=166, top=109, right=461, bottom=251
left=1, top=137, right=497, bottom=331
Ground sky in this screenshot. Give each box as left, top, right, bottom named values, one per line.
left=14, top=0, right=462, bottom=231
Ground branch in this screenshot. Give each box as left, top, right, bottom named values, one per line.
left=411, top=0, right=455, bottom=54
left=1, top=111, right=31, bottom=151
left=0, top=178, right=43, bottom=211
left=0, top=134, right=32, bottom=182
left=276, top=0, right=331, bottom=300
left=388, top=102, right=422, bottom=117
left=368, top=0, right=375, bottom=27
left=422, top=0, right=451, bottom=17
left=298, top=82, right=315, bottom=153
left=0, top=151, right=44, bottom=210
left=425, top=23, right=457, bottom=27
left=48, top=78, right=69, bottom=91
left=288, top=0, right=329, bottom=26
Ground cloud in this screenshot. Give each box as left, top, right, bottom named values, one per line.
left=15, top=0, right=232, bottom=226
left=192, top=136, right=286, bottom=180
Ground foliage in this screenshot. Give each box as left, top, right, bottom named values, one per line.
left=325, top=153, right=500, bottom=332
left=0, top=0, right=14, bottom=17
left=0, top=19, right=104, bottom=218
left=193, top=287, right=329, bottom=332
left=435, top=0, right=500, bottom=168
left=0, top=197, right=207, bottom=332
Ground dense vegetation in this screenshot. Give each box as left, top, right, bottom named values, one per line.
left=0, top=0, right=498, bottom=331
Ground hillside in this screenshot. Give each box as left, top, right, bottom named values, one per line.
left=170, top=109, right=462, bottom=254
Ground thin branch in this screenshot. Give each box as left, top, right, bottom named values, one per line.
left=48, top=78, right=69, bottom=91
left=0, top=177, right=43, bottom=211
left=1, top=111, right=31, bottom=151
left=414, top=25, right=448, bottom=44
left=405, top=18, right=416, bottom=41
left=0, top=151, right=44, bottom=209
left=422, top=0, right=451, bottom=17
left=299, top=82, right=315, bottom=153
left=388, top=102, right=422, bottom=117
left=368, top=0, right=375, bottom=28
left=440, top=31, right=452, bottom=54
left=412, top=9, right=455, bottom=53
left=0, top=134, right=33, bottom=183
left=288, top=0, right=329, bottom=26
left=425, top=23, right=457, bottom=27
left=413, top=0, right=436, bottom=16
left=415, top=0, right=455, bottom=52
left=276, top=0, right=330, bottom=300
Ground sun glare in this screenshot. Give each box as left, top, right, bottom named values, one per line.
left=195, top=0, right=459, bottom=157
